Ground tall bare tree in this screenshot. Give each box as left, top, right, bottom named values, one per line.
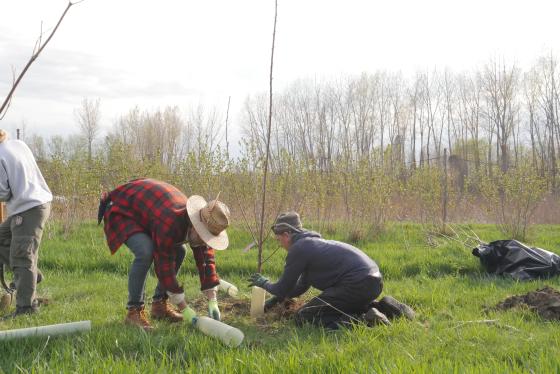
left=482, top=60, right=520, bottom=172
left=536, top=54, right=559, bottom=190
left=75, top=97, right=101, bottom=161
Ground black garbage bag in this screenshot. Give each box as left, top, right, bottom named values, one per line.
left=473, top=240, right=560, bottom=280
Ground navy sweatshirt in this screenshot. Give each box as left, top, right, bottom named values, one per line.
left=263, top=231, right=382, bottom=299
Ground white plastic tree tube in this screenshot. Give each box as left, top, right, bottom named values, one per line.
left=250, top=286, right=266, bottom=317
left=182, top=307, right=244, bottom=347
left=218, top=279, right=238, bottom=297
left=194, top=316, right=244, bottom=347
left=0, top=320, right=91, bottom=341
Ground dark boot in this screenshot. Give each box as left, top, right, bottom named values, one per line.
left=151, top=299, right=183, bottom=322
left=124, top=306, right=154, bottom=331
left=375, top=296, right=415, bottom=320
left=364, top=307, right=391, bottom=326
left=0, top=305, right=38, bottom=320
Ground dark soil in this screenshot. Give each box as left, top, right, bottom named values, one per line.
left=265, top=298, right=305, bottom=320
left=190, top=295, right=305, bottom=322
left=492, top=286, right=560, bottom=321
left=191, top=295, right=250, bottom=317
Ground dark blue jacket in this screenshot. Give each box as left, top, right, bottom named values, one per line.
left=263, top=231, right=381, bottom=299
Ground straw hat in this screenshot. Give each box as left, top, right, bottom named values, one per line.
left=186, top=194, right=230, bottom=250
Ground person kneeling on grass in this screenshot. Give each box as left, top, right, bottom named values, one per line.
left=248, top=212, right=414, bottom=330
left=99, top=178, right=230, bottom=331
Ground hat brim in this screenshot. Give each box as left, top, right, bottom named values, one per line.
left=186, top=195, right=229, bottom=250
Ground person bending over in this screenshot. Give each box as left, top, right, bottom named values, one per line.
left=99, top=178, right=230, bottom=331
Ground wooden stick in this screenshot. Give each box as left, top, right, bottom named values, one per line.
left=452, top=319, right=519, bottom=331
left=256, top=0, right=278, bottom=273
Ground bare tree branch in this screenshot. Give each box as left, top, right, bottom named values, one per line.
left=0, top=1, right=83, bottom=119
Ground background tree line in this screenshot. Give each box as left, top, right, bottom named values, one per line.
left=243, top=55, right=559, bottom=184
left=15, top=55, right=560, bottom=241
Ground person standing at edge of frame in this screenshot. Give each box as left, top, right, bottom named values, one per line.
left=98, top=178, right=230, bottom=331
left=0, top=129, right=52, bottom=319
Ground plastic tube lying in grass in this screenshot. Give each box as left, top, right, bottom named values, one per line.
left=183, top=307, right=244, bottom=347
left=218, top=279, right=238, bottom=297
left=0, top=320, right=91, bottom=341
left=250, top=286, right=266, bottom=318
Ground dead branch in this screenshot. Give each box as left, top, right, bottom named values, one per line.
left=437, top=223, right=487, bottom=249
left=0, top=1, right=83, bottom=120
left=452, top=319, right=520, bottom=332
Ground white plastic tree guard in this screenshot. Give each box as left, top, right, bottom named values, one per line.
left=0, top=320, right=91, bottom=341
left=218, top=279, right=239, bottom=297
left=194, top=316, right=244, bottom=347
left=182, top=307, right=244, bottom=347
left=250, top=286, right=266, bottom=317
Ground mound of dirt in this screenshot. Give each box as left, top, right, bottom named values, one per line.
left=493, top=286, right=560, bottom=321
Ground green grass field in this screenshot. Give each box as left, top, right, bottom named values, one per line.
left=1, top=222, right=559, bottom=373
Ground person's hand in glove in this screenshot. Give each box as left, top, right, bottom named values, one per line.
left=248, top=273, right=269, bottom=288
left=208, top=298, right=221, bottom=321
left=183, top=305, right=198, bottom=324
left=204, top=287, right=221, bottom=321
left=264, top=296, right=283, bottom=312
left=167, top=291, right=187, bottom=311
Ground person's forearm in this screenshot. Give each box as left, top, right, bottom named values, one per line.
left=191, top=246, right=220, bottom=290
left=287, top=284, right=310, bottom=298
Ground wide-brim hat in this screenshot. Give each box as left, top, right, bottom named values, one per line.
left=186, top=195, right=230, bottom=250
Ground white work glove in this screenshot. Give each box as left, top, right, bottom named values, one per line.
left=203, top=286, right=218, bottom=300
left=166, top=291, right=186, bottom=310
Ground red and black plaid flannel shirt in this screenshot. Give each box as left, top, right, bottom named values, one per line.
left=102, top=178, right=220, bottom=293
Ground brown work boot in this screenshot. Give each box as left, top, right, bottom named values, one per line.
left=151, top=299, right=184, bottom=322
left=124, top=306, right=154, bottom=331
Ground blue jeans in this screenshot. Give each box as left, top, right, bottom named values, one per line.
left=124, top=233, right=186, bottom=309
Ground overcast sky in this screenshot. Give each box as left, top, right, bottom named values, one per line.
left=1, top=0, right=560, bottom=144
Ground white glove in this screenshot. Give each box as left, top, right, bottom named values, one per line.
left=166, top=291, right=186, bottom=306
left=203, top=286, right=218, bottom=300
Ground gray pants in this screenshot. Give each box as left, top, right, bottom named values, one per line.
left=124, top=232, right=186, bottom=309
left=0, top=203, right=51, bottom=308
